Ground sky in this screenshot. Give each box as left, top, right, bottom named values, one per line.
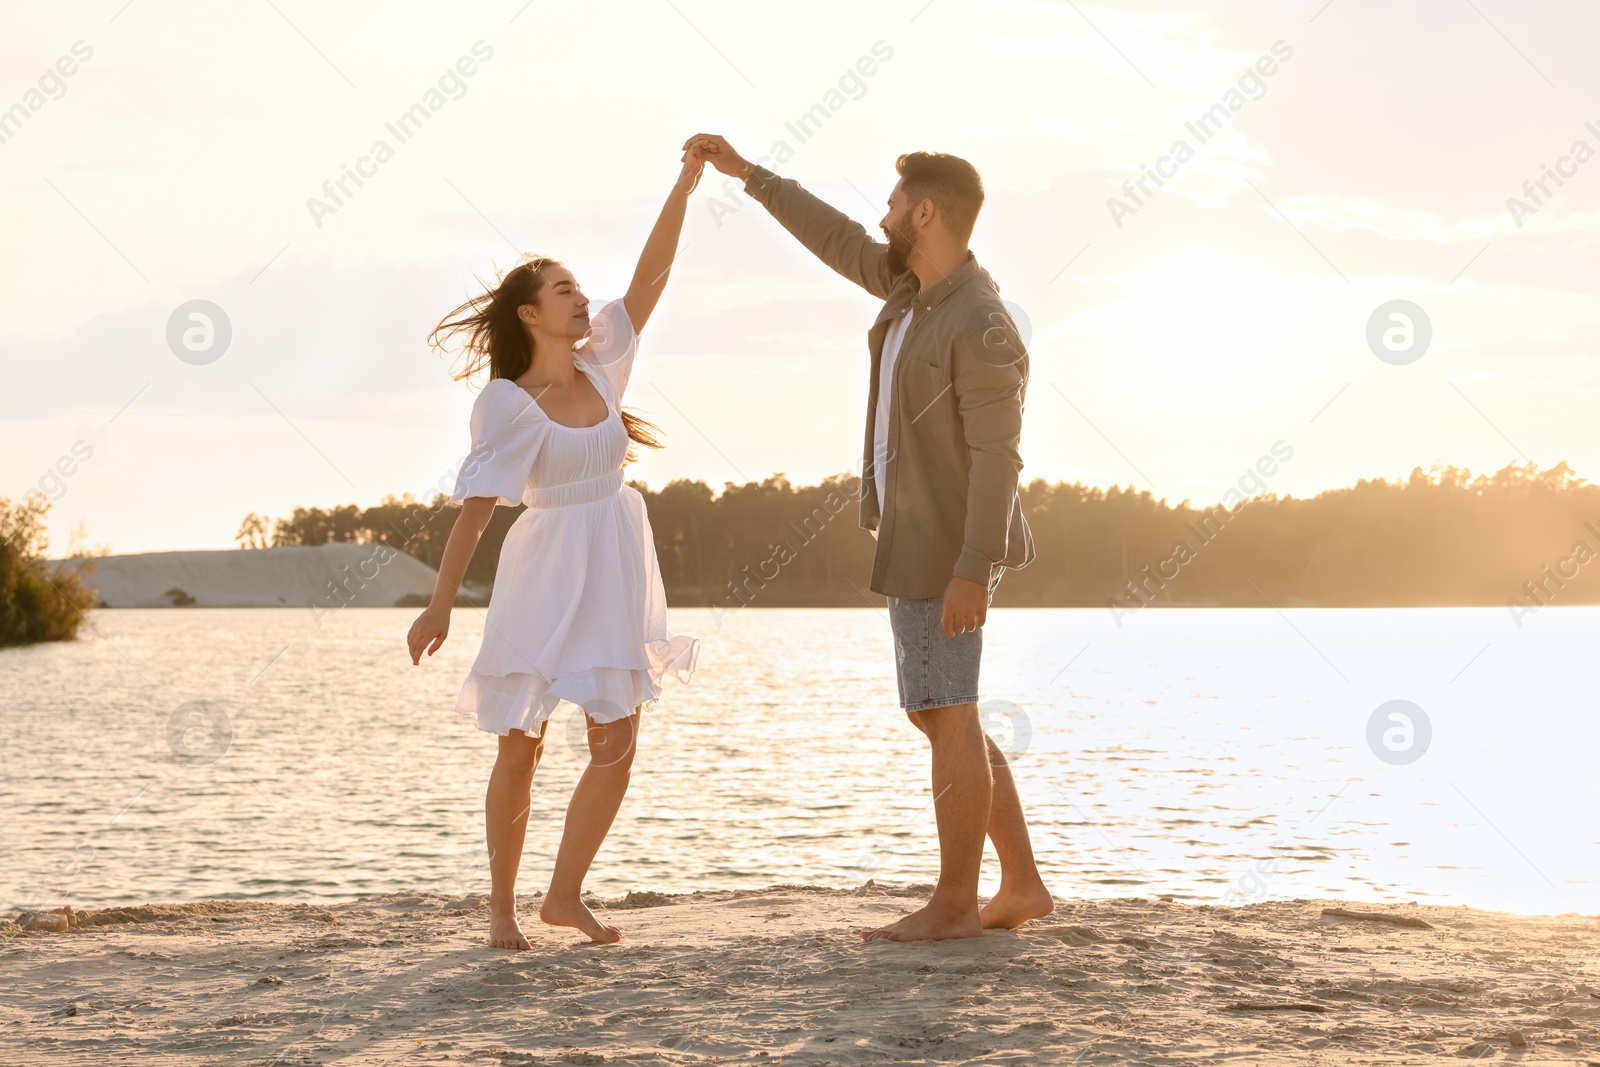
left=4, top=0, right=1599, bottom=554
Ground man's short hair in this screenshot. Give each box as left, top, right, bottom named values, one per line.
left=895, top=151, right=984, bottom=241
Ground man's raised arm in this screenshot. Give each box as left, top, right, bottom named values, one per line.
left=684, top=133, right=897, bottom=300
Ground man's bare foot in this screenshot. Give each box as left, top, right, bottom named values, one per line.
left=488, top=906, right=532, bottom=950
left=859, top=898, right=984, bottom=942
left=979, top=880, right=1056, bottom=930
left=539, top=894, right=622, bottom=944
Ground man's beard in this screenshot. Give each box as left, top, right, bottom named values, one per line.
left=884, top=224, right=915, bottom=274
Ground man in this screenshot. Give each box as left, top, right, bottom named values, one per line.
left=684, top=134, right=1052, bottom=941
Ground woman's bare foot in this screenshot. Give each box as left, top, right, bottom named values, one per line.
left=488, top=904, right=533, bottom=950
left=979, top=880, right=1056, bottom=930
left=539, top=894, right=622, bottom=944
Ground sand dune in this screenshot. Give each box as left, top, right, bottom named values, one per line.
left=3, top=885, right=1597, bottom=1064
left=47, top=544, right=478, bottom=610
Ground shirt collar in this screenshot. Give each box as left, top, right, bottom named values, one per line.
left=909, top=251, right=980, bottom=314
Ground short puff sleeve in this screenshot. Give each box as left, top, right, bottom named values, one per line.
left=449, top=380, right=547, bottom=507
left=575, top=297, right=638, bottom=401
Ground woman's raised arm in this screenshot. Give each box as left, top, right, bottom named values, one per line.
left=622, top=148, right=708, bottom=333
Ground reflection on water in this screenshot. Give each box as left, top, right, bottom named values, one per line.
left=2, top=605, right=1594, bottom=916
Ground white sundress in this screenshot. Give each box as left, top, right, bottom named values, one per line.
left=448, top=296, right=698, bottom=737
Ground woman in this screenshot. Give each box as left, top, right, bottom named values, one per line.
left=407, top=147, right=707, bottom=949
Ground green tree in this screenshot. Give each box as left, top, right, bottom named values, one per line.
left=0, top=496, right=100, bottom=646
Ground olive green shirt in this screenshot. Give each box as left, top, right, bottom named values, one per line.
left=743, top=164, right=1036, bottom=600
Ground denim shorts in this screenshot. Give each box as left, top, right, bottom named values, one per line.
left=886, top=570, right=1002, bottom=713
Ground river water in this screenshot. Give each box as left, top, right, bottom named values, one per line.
left=2, top=605, right=1593, bottom=916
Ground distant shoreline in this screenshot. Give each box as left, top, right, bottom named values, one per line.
left=43, top=548, right=1598, bottom=611
left=45, top=544, right=486, bottom=611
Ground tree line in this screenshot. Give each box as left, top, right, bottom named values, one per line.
left=241, top=460, right=1600, bottom=612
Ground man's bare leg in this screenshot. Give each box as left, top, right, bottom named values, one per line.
left=902, top=716, right=1055, bottom=929
left=487, top=728, right=544, bottom=949
left=977, top=733, right=1055, bottom=928
left=861, top=702, right=990, bottom=942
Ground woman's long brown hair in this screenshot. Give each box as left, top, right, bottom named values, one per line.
left=428, top=254, right=663, bottom=463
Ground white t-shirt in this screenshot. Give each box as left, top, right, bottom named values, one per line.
left=873, top=308, right=914, bottom=519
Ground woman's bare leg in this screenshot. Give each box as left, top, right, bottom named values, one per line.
left=486, top=727, right=545, bottom=949
left=540, top=709, right=640, bottom=944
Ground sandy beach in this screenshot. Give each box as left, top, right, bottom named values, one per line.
left=4, top=884, right=1597, bottom=1066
